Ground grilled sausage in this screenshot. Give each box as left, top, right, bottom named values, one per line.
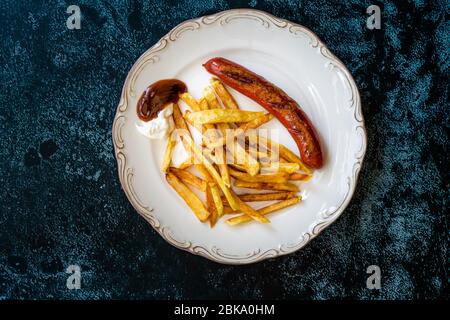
left=203, top=57, right=323, bottom=169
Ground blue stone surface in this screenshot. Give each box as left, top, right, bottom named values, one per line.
left=0, top=0, right=448, bottom=299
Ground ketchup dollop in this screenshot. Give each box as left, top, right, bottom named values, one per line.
left=137, top=79, right=187, bottom=122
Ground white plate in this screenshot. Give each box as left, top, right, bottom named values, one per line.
left=112, top=9, right=366, bottom=264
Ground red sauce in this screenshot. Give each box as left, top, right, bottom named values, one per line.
left=137, top=79, right=187, bottom=122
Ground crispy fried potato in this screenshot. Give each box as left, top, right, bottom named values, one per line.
left=234, top=180, right=300, bottom=192
left=195, top=164, right=214, bottom=182
left=239, top=113, right=274, bottom=130
left=206, top=185, right=218, bottom=227
left=228, top=163, right=246, bottom=172
left=278, top=145, right=312, bottom=174
left=233, top=139, right=260, bottom=176
left=226, top=197, right=301, bottom=225
left=223, top=205, right=240, bottom=215
left=166, top=172, right=210, bottom=222
left=172, top=103, right=191, bottom=142
left=196, top=96, right=231, bottom=187
left=209, top=182, right=224, bottom=218
left=289, top=173, right=313, bottom=181
left=218, top=163, right=231, bottom=187
left=169, top=167, right=207, bottom=192
left=173, top=103, right=214, bottom=182
left=228, top=167, right=289, bottom=183
left=184, top=109, right=265, bottom=124
left=161, top=129, right=176, bottom=173
left=179, top=92, right=201, bottom=111
left=252, top=135, right=312, bottom=174
left=207, top=113, right=274, bottom=149
left=203, top=86, right=221, bottom=109
left=179, top=131, right=239, bottom=210
left=210, top=78, right=239, bottom=109
left=178, top=157, right=193, bottom=170
left=229, top=190, right=270, bottom=223
left=223, top=191, right=297, bottom=202
left=260, top=162, right=300, bottom=174
left=198, top=98, right=209, bottom=111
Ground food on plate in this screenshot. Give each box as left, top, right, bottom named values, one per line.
left=203, top=57, right=323, bottom=169
left=179, top=92, right=202, bottom=111
left=136, top=79, right=187, bottom=139
left=234, top=180, right=300, bottom=192
left=136, top=103, right=174, bottom=140
left=209, top=182, right=224, bottom=218
left=182, top=130, right=239, bottom=210
left=210, top=78, right=239, bottom=109
left=161, top=131, right=177, bottom=173
left=289, top=172, right=313, bottom=181
left=137, top=60, right=322, bottom=226
left=178, top=158, right=193, bottom=169
left=184, top=109, right=265, bottom=124
left=239, top=113, right=274, bottom=131
left=169, top=167, right=207, bottom=192
left=201, top=90, right=232, bottom=187
left=228, top=167, right=289, bottom=183
left=230, top=189, right=270, bottom=223
left=166, top=172, right=210, bottom=222
left=208, top=113, right=274, bottom=149
left=224, top=191, right=297, bottom=202
left=251, top=134, right=312, bottom=174
left=260, top=162, right=300, bottom=174
left=226, top=197, right=301, bottom=226
left=137, top=79, right=187, bottom=121
left=205, top=184, right=219, bottom=227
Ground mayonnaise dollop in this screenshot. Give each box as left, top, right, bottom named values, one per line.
left=136, top=104, right=174, bottom=139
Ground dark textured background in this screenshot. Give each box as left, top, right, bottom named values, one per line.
left=0, top=0, right=448, bottom=299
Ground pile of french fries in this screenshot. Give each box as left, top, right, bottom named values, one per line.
left=162, top=78, right=313, bottom=227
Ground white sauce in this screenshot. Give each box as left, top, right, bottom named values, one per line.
left=136, top=104, right=174, bottom=140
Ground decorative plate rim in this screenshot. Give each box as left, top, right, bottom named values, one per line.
left=112, top=8, right=367, bottom=265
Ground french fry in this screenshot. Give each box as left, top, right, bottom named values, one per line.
left=161, top=129, right=176, bottom=173
left=228, top=167, right=289, bottom=183
left=210, top=78, right=239, bottom=109
left=229, top=190, right=270, bottom=223
left=172, top=103, right=192, bottom=143
left=234, top=180, right=300, bottom=192
left=226, top=197, right=301, bottom=225
left=199, top=95, right=231, bottom=187
left=169, top=167, right=207, bottom=192
left=179, top=131, right=239, bottom=210
left=223, top=205, right=240, bottom=215
left=256, top=135, right=312, bottom=174
left=206, top=185, right=218, bottom=227
left=228, top=163, right=246, bottom=172
left=195, top=112, right=259, bottom=177
left=233, top=138, right=260, bottom=176
left=289, top=173, right=313, bottom=181
left=223, top=191, right=297, bottom=202
left=215, top=124, right=231, bottom=187
left=178, top=157, right=193, bottom=169
left=208, top=113, right=274, bottom=149
left=218, top=161, right=231, bottom=187
left=184, top=109, right=265, bottom=124
left=260, top=162, right=300, bottom=174
left=198, top=98, right=209, bottom=111
left=172, top=103, right=214, bottom=182
left=166, top=172, right=210, bottom=222
left=194, top=164, right=214, bottom=182
left=179, top=92, right=201, bottom=111
left=239, top=113, right=274, bottom=130
left=203, top=86, right=221, bottom=109
left=209, top=182, right=224, bottom=217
